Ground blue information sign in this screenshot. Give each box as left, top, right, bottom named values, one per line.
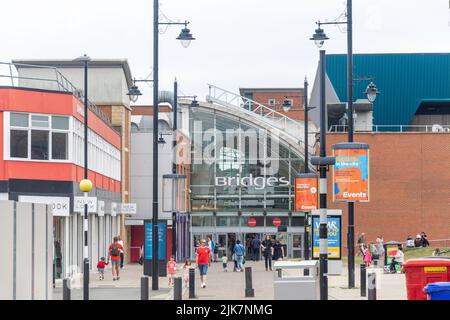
left=312, top=216, right=341, bottom=260
left=144, top=220, right=167, bottom=260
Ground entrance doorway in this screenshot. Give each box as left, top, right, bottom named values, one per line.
left=244, top=233, right=262, bottom=260
left=290, top=233, right=304, bottom=259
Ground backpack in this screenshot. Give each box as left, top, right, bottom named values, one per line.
left=110, top=243, right=120, bottom=257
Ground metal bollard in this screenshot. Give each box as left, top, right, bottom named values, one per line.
left=360, top=264, right=366, bottom=297
left=277, top=268, right=282, bottom=278
left=374, top=260, right=378, bottom=267
left=368, top=272, right=377, bottom=300
left=189, top=268, right=196, bottom=299
left=63, top=278, right=71, bottom=300
left=245, top=267, right=255, bottom=297
left=141, top=276, right=149, bottom=300
left=174, top=277, right=182, bottom=300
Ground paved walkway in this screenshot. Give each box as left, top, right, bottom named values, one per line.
left=52, top=260, right=407, bottom=300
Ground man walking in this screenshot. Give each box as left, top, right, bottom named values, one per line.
left=261, top=235, right=274, bottom=271
left=196, top=239, right=211, bottom=288
left=251, top=236, right=261, bottom=261
left=233, top=240, right=245, bottom=272
left=117, top=235, right=125, bottom=270
left=108, top=236, right=124, bottom=281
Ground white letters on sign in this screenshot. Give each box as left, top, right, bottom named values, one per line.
left=74, top=196, right=98, bottom=213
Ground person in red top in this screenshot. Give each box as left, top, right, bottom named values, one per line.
left=196, top=239, right=211, bottom=288
left=167, top=255, right=177, bottom=286
left=109, top=236, right=124, bottom=281
left=97, top=257, right=108, bottom=280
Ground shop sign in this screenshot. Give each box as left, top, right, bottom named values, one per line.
left=294, top=174, right=318, bottom=211
left=215, top=174, right=289, bottom=190
left=272, top=218, right=282, bottom=227
left=332, top=143, right=370, bottom=202
left=74, top=196, right=97, bottom=213
left=18, top=195, right=70, bottom=216
left=98, top=201, right=105, bottom=216
left=120, top=203, right=137, bottom=214
left=247, top=217, right=257, bottom=227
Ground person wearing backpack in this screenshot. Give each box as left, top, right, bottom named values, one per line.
left=109, top=236, right=124, bottom=281
left=233, top=240, right=245, bottom=272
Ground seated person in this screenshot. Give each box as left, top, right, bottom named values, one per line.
left=389, top=248, right=404, bottom=273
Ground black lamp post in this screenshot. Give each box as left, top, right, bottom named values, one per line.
left=312, top=0, right=380, bottom=289
left=74, top=54, right=92, bottom=301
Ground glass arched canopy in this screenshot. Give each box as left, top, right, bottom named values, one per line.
left=189, top=107, right=308, bottom=212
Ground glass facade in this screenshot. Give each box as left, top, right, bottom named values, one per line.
left=189, top=108, right=305, bottom=212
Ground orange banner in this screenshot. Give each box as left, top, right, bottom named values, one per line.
left=332, top=146, right=370, bottom=202
left=294, top=176, right=318, bottom=211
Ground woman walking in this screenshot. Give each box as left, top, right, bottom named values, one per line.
left=272, top=239, right=284, bottom=261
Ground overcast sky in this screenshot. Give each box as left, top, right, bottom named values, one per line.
left=2, top=0, right=450, bottom=104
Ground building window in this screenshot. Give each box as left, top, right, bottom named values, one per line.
left=10, top=130, right=28, bottom=158
left=268, top=99, right=276, bottom=106
left=8, top=112, right=69, bottom=161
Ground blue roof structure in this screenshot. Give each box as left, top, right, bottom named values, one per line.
left=326, top=53, right=450, bottom=127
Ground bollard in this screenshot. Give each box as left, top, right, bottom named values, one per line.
left=277, top=268, right=282, bottom=278
left=245, top=267, right=255, bottom=297
left=360, top=264, right=366, bottom=297
left=63, top=278, right=71, bottom=300
left=174, top=277, right=182, bottom=300
left=189, top=268, right=196, bottom=299
left=141, top=276, right=149, bottom=300
left=368, top=272, right=377, bottom=300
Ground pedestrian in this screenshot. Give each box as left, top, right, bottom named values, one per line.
left=233, top=240, right=245, bottom=272
left=207, top=237, right=216, bottom=262
left=221, top=252, right=228, bottom=272
left=414, top=234, right=423, bottom=247
left=96, top=257, right=108, bottom=280
left=357, top=232, right=366, bottom=256
left=376, top=236, right=384, bottom=259
left=194, top=240, right=200, bottom=254
left=364, top=246, right=372, bottom=268
left=406, top=235, right=414, bottom=248
left=117, top=235, right=125, bottom=270
left=182, top=259, right=193, bottom=288
left=273, top=239, right=284, bottom=261
left=213, top=245, right=219, bottom=263
left=108, top=236, right=124, bottom=281
left=261, top=235, right=274, bottom=271
left=421, top=232, right=430, bottom=247
left=251, top=236, right=261, bottom=261
left=167, top=255, right=177, bottom=287
left=196, top=239, right=211, bottom=288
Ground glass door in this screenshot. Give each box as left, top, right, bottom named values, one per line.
left=216, top=233, right=228, bottom=259
left=291, top=233, right=303, bottom=259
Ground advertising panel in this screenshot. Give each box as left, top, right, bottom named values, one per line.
left=144, top=220, right=167, bottom=260
left=294, top=174, right=318, bottom=211
left=312, top=215, right=342, bottom=260
left=332, top=143, right=370, bottom=202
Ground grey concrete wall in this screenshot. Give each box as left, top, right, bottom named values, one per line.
left=0, top=201, right=52, bottom=300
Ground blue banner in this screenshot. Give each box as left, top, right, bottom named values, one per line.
left=312, top=216, right=341, bottom=260
left=144, top=220, right=167, bottom=260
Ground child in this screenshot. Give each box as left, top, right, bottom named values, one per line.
left=221, top=253, right=228, bottom=272
left=364, top=247, right=372, bottom=268
left=183, top=259, right=193, bottom=288
left=167, top=255, right=177, bottom=286
left=97, top=257, right=108, bottom=280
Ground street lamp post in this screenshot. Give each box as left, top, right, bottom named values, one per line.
left=151, top=0, right=194, bottom=290
left=74, top=54, right=92, bottom=301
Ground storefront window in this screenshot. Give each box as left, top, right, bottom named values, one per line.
left=291, top=217, right=305, bottom=227
left=191, top=216, right=215, bottom=227
left=216, top=216, right=240, bottom=227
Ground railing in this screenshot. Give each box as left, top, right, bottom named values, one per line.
left=329, top=124, right=450, bottom=133
left=0, top=61, right=112, bottom=127
left=205, top=84, right=317, bottom=157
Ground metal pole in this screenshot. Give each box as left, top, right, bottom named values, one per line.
left=174, top=277, right=182, bottom=300
left=304, top=77, right=310, bottom=262
left=368, top=272, right=377, bottom=300
left=346, top=0, right=356, bottom=289
left=319, top=50, right=328, bottom=300
left=63, top=278, right=71, bottom=300
left=360, top=263, right=366, bottom=297
left=172, top=79, right=178, bottom=259
left=141, top=276, right=149, bottom=300
left=83, top=59, right=89, bottom=301
left=189, top=268, right=195, bottom=298
left=152, top=0, right=159, bottom=291
left=245, top=267, right=255, bottom=297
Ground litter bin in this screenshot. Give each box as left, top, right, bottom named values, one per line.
left=403, top=258, right=450, bottom=300
left=273, top=260, right=319, bottom=300
left=424, top=282, right=450, bottom=300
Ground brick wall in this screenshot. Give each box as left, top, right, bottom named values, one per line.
left=325, top=133, right=450, bottom=249
left=252, top=90, right=305, bottom=121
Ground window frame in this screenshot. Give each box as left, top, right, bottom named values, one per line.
left=268, top=99, right=277, bottom=106
left=5, top=112, right=72, bottom=163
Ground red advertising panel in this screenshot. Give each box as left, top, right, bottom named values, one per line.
left=294, top=174, right=318, bottom=211
left=247, top=217, right=257, bottom=227
left=272, top=218, right=281, bottom=227
left=332, top=143, right=370, bottom=202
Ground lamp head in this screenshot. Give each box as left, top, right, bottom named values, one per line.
left=79, top=179, right=93, bottom=192
left=177, top=26, right=195, bottom=48
left=310, top=27, right=329, bottom=48
left=365, top=82, right=379, bottom=103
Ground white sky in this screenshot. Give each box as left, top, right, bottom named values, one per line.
left=2, top=0, right=450, bottom=104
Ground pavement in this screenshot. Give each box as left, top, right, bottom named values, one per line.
left=52, top=260, right=407, bottom=300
